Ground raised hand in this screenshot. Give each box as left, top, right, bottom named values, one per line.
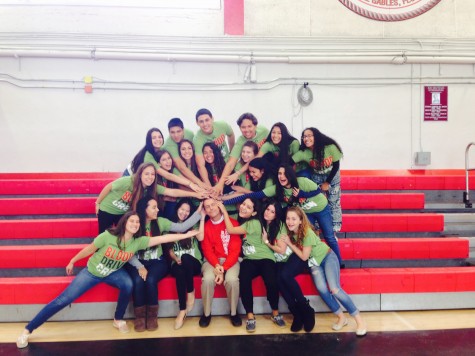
left=292, top=187, right=300, bottom=197
left=196, top=201, right=204, bottom=214
left=224, top=172, right=239, bottom=186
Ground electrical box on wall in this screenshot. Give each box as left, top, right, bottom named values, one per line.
left=415, top=152, right=431, bottom=166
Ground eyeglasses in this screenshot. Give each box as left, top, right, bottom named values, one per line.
left=302, top=135, right=313, bottom=139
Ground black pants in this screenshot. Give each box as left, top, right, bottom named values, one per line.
left=279, top=253, right=308, bottom=308
left=239, top=258, right=279, bottom=314
left=97, top=210, right=123, bottom=234
left=170, top=254, right=202, bottom=310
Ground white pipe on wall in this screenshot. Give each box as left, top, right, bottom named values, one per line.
left=3, top=47, right=475, bottom=65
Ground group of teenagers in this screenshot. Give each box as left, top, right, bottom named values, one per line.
left=17, top=109, right=366, bottom=349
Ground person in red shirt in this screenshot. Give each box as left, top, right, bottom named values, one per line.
left=199, top=198, right=242, bottom=327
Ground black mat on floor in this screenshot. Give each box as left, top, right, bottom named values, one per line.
left=3, top=329, right=475, bottom=356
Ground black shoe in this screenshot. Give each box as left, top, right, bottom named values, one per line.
left=230, top=314, right=242, bottom=327
left=289, top=305, right=303, bottom=332
left=298, top=299, right=315, bottom=332
left=199, top=314, right=211, bottom=328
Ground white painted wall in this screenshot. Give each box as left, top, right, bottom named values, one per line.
left=1, top=0, right=474, bottom=172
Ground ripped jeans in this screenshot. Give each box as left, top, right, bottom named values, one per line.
left=311, top=170, right=342, bottom=232
left=309, top=250, right=359, bottom=316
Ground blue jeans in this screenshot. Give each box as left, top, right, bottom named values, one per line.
left=312, top=170, right=342, bottom=232
left=126, top=258, right=169, bottom=307
left=309, top=251, right=358, bottom=316
left=279, top=253, right=308, bottom=308
left=26, top=268, right=133, bottom=333
left=306, top=204, right=343, bottom=265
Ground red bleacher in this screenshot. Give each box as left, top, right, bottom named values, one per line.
left=341, top=169, right=475, bottom=190
left=0, top=213, right=444, bottom=239
left=3, top=266, right=475, bottom=305
left=0, top=238, right=467, bottom=269
left=1, top=169, right=473, bottom=196
left=0, top=170, right=473, bottom=316
left=0, top=197, right=96, bottom=216
left=0, top=193, right=425, bottom=216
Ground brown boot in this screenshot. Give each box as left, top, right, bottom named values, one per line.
left=146, top=304, right=159, bottom=331
left=133, top=306, right=147, bottom=332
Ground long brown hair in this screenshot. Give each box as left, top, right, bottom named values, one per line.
left=107, top=211, right=142, bottom=250
left=130, top=162, right=158, bottom=211
left=286, top=206, right=313, bottom=249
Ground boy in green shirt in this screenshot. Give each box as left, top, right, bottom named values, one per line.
left=213, top=112, right=269, bottom=196
left=193, top=108, right=235, bottom=186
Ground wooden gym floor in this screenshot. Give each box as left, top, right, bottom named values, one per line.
left=2, top=310, right=475, bottom=355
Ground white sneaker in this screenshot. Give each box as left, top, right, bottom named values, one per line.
left=113, top=320, right=130, bottom=333
left=16, top=332, right=29, bottom=349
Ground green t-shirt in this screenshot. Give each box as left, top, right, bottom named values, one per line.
left=262, top=177, right=328, bottom=213
left=171, top=238, right=203, bottom=264
left=230, top=125, right=269, bottom=159
left=259, top=139, right=300, bottom=160
left=272, top=223, right=293, bottom=263
left=136, top=217, right=173, bottom=260
left=162, top=128, right=195, bottom=159
left=143, top=151, right=159, bottom=171
left=234, top=161, right=251, bottom=189
left=99, top=176, right=134, bottom=215
left=305, top=229, right=331, bottom=267
left=241, top=219, right=275, bottom=261
left=87, top=231, right=149, bottom=277
left=193, top=121, right=234, bottom=160
left=292, top=145, right=342, bottom=175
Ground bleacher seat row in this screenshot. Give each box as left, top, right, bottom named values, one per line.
left=1, top=170, right=474, bottom=322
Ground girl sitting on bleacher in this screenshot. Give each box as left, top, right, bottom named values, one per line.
left=16, top=211, right=198, bottom=349
left=281, top=206, right=367, bottom=336
left=167, top=198, right=205, bottom=330
left=217, top=198, right=286, bottom=333
left=126, top=196, right=202, bottom=332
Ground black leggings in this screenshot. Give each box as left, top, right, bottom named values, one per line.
left=170, top=254, right=202, bottom=310
left=279, top=253, right=308, bottom=308
left=239, top=258, right=279, bottom=314
left=97, top=210, right=123, bottom=234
